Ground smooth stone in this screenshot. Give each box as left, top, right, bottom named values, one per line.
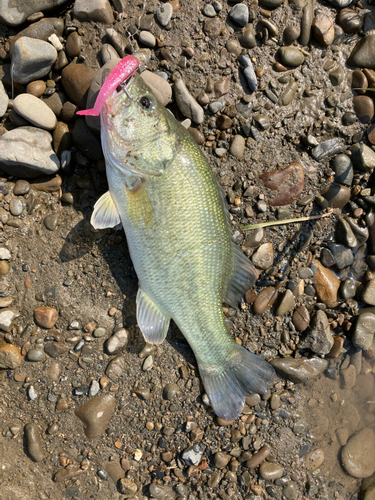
left=188, top=128, right=205, bottom=145
left=340, top=278, right=356, bottom=300
left=335, top=218, right=357, bottom=248
left=73, top=0, right=114, bottom=24
left=0, top=297, right=13, bottom=308
left=24, top=423, right=44, bottom=462
left=44, top=342, right=68, bottom=358
left=342, top=428, right=375, bottom=478
left=312, top=12, right=335, bottom=46
left=278, top=81, right=298, bottom=106
left=348, top=35, right=375, bottom=69
left=0, top=81, right=8, bottom=118
left=251, top=242, right=274, bottom=270
left=229, top=3, right=249, bottom=26
left=0, top=0, right=68, bottom=26
left=362, top=279, right=375, bottom=306
left=140, top=71, right=172, bottom=106
left=328, top=244, right=354, bottom=270
left=326, top=0, right=352, bottom=7
left=10, top=18, right=64, bottom=55
left=43, top=213, right=58, bottom=230
left=0, top=260, right=10, bottom=277
left=34, top=306, right=58, bottom=329
left=26, top=348, right=45, bottom=362
left=368, top=123, right=375, bottom=145
left=259, top=462, right=283, bottom=480
left=104, top=328, right=130, bottom=355
left=203, top=17, right=222, bottom=39
left=242, top=63, right=258, bottom=92
left=53, top=122, right=71, bottom=157
left=304, top=310, right=334, bottom=356
left=312, top=138, right=344, bottom=161
left=278, top=47, right=304, bottom=67
left=13, top=179, right=31, bottom=196
left=214, top=77, right=229, bottom=98
left=342, top=112, right=357, bottom=125
left=283, top=25, right=300, bottom=44
left=72, top=118, right=103, bottom=161
left=174, top=79, right=204, bottom=124
left=313, top=259, right=340, bottom=308
left=163, top=383, right=179, bottom=400
left=353, top=96, right=374, bottom=124
left=351, top=143, right=375, bottom=172
left=304, top=449, right=324, bottom=471
left=259, top=0, right=284, bottom=7
left=11, top=37, right=57, bottom=84
left=352, top=70, right=368, bottom=95
left=246, top=445, right=270, bottom=468
left=292, top=305, right=310, bottom=332
left=229, top=135, right=245, bottom=159
left=0, top=343, right=22, bottom=368
left=156, top=2, right=173, bottom=26
left=259, top=163, right=304, bottom=206
left=283, top=483, right=298, bottom=500
left=253, top=287, right=277, bottom=314
left=337, top=8, right=363, bottom=33
left=270, top=356, right=328, bottom=383
left=327, top=335, right=344, bottom=358
left=13, top=94, right=57, bottom=131
left=61, top=63, right=97, bottom=109
left=66, top=31, right=81, bottom=58
left=275, top=289, right=295, bottom=316
left=75, top=394, right=115, bottom=439
left=99, top=43, right=119, bottom=65
left=329, top=66, right=344, bottom=86
left=0, top=307, right=19, bottom=332
left=54, top=50, right=68, bottom=71
left=331, top=154, right=353, bottom=186
left=299, top=0, right=313, bottom=46
left=361, top=475, right=375, bottom=499
left=353, top=313, right=375, bottom=350
left=321, top=184, right=350, bottom=209
left=226, top=39, right=242, bottom=56
left=0, top=127, right=59, bottom=178
left=9, top=198, right=23, bottom=216
left=238, top=24, right=256, bottom=49
left=138, top=31, right=156, bottom=48
left=106, top=355, right=126, bottom=380
left=244, top=228, right=264, bottom=248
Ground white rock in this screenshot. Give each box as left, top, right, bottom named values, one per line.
left=0, top=248, right=11, bottom=260
left=173, top=79, right=204, bottom=124
left=0, top=0, right=69, bottom=26
left=48, top=34, right=63, bottom=51
left=11, top=37, right=57, bottom=84
left=13, top=94, right=57, bottom=131
left=156, top=2, right=173, bottom=27
left=0, top=81, right=8, bottom=118
left=138, top=31, right=156, bottom=48
left=0, top=308, right=20, bottom=332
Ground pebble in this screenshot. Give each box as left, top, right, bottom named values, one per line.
left=226, top=39, right=242, bottom=56
left=140, top=71, right=172, bottom=106
left=13, top=94, right=57, bottom=131
left=54, top=467, right=84, bottom=483
left=340, top=278, right=356, bottom=300
left=26, top=348, right=45, bottom=362
left=252, top=243, right=273, bottom=270
left=227, top=135, right=245, bottom=159
left=34, top=306, right=58, bottom=329
left=73, top=0, right=114, bottom=24
left=74, top=394, right=115, bottom=439
left=214, top=451, right=231, bottom=468
left=13, top=179, right=31, bottom=196
left=156, top=2, right=173, bottom=26
left=139, top=31, right=156, bottom=48
left=44, top=342, right=67, bottom=358
left=253, top=287, right=277, bottom=314
left=278, top=47, right=304, bottom=67
left=312, top=138, right=344, bottom=162
left=246, top=445, right=270, bottom=468
left=270, top=356, right=328, bottom=383
left=259, top=462, right=283, bottom=480
left=259, top=163, right=304, bottom=206
left=24, top=423, right=44, bottom=462
left=320, top=184, right=350, bottom=209
left=337, top=8, right=363, bottom=33
left=275, top=289, right=295, bottom=316
left=313, top=259, right=340, bottom=307
left=0, top=127, right=59, bottom=178
left=352, top=70, right=368, bottom=95
left=9, top=198, right=23, bottom=216
left=362, top=279, right=375, bottom=306
left=329, top=66, right=344, bottom=86
left=304, top=310, right=334, bottom=355
left=312, top=12, right=335, bottom=46
left=352, top=313, right=375, bottom=350
left=278, top=81, right=298, bottom=106
left=242, top=63, right=258, bottom=92
left=229, top=3, right=249, bottom=26
left=239, top=23, right=256, bottom=49
left=0, top=260, right=10, bottom=277
left=11, top=37, right=57, bottom=84
left=106, top=355, right=127, bottom=380
left=65, top=31, right=81, bottom=58
left=174, top=79, right=204, bottom=124
left=203, top=17, right=222, bottom=39
left=0, top=343, right=22, bottom=368
left=104, top=328, right=129, bottom=355
left=0, top=308, right=20, bottom=333
left=341, top=428, right=375, bottom=478
left=341, top=364, right=356, bottom=388
left=348, top=35, right=375, bottom=69
left=292, top=305, right=310, bottom=331
left=351, top=143, right=375, bottom=172
left=304, top=449, right=324, bottom=471
left=331, top=154, right=353, bottom=186
left=244, top=228, right=264, bottom=248
left=61, top=63, right=97, bottom=109
left=163, top=383, right=179, bottom=400
left=328, top=244, right=354, bottom=270
left=284, top=25, right=300, bottom=44
left=0, top=81, right=8, bottom=118
left=353, top=96, right=374, bottom=124
left=142, top=354, right=153, bottom=371
left=260, top=0, right=283, bottom=7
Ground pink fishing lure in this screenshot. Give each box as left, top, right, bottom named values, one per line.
left=76, top=55, right=140, bottom=117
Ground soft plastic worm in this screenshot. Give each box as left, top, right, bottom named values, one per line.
left=76, top=55, right=140, bottom=116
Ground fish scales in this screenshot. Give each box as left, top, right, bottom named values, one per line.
left=90, top=65, right=275, bottom=420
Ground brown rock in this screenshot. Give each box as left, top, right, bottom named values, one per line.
left=214, top=451, right=231, bottom=468
left=61, top=63, right=97, bottom=109
left=253, top=287, right=277, bottom=314
left=337, top=8, right=363, bottom=33
left=313, top=260, right=340, bottom=308
left=26, top=80, right=46, bottom=97
left=217, top=115, right=233, bottom=130
left=34, top=306, right=58, bottom=329
left=0, top=343, right=22, bottom=369
left=33, top=174, right=62, bottom=192
left=259, top=163, right=304, bottom=206
left=320, top=184, right=351, bottom=209
left=367, top=123, right=375, bottom=145
left=65, top=31, right=81, bottom=58
left=54, top=467, right=84, bottom=482
left=53, top=122, right=71, bottom=157
left=75, top=394, right=116, bottom=439
left=251, top=243, right=274, bottom=270
left=304, top=449, right=324, bottom=471
left=341, top=428, right=375, bottom=478
left=246, top=445, right=270, bottom=468
left=203, top=17, right=222, bottom=39
left=292, top=305, right=310, bottom=331
left=327, top=335, right=344, bottom=358
left=351, top=70, right=368, bottom=95
left=214, top=77, right=229, bottom=97
left=353, top=95, right=374, bottom=124
left=312, top=12, right=335, bottom=46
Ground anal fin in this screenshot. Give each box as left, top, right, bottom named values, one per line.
left=136, top=289, right=170, bottom=343
left=224, top=244, right=259, bottom=308
left=91, top=191, right=121, bottom=229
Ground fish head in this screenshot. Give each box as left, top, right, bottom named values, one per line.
left=101, top=72, right=178, bottom=179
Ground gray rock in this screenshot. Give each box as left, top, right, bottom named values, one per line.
left=0, top=81, right=8, bottom=118
left=99, top=43, right=119, bottom=65
left=13, top=94, right=57, bottom=131
left=0, top=0, right=69, bottom=26
left=328, top=244, right=354, bottom=269
left=104, top=328, right=130, bottom=355
left=229, top=4, right=249, bottom=26
left=351, top=143, right=375, bottom=172
left=348, top=34, right=375, bottom=69
left=73, top=0, right=114, bottom=24
left=0, top=127, right=59, bottom=178
left=203, top=4, right=217, bottom=17
left=173, top=79, right=204, bottom=124
left=352, top=313, right=375, bottom=350
left=278, top=46, right=304, bottom=67
left=326, top=0, right=352, bottom=6
left=11, top=37, right=57, bottom=84
left=181, top=445, right=204, bottom=466
left=138, top=31, right=156, bottom=48
left=304, top=310, right=334, bottom=356
left=156, top=2, right=173, bottom=27
left=362, top=279, right=375, bottom=306
left=241, top=61, right=257, bottom=92
left=331, top=154, right=353, bottom=186
left=9, top=198, right=23, bottom=216
left=208, top=101, right=223, bottom=114
left=312, top=138, right=344, bottom=162
left=270, top=356, right=328, bottom=383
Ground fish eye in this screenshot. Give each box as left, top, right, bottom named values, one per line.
left=139, top=96, right=153, bottom=110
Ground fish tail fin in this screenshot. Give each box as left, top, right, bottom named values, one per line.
left=198, top=344, right=276, bottom=421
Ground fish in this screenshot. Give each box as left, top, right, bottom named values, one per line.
left=85, top=56, right=276, bottom=421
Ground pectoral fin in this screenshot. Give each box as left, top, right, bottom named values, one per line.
left=127, top=185, right=154, bottom=229
left=136, top=289, right=170, bottom=344
left=91, top=191, right=121, bottom=229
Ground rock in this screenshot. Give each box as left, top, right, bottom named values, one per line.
left=321, top=184, right=350, bottom=209
left=0, top=308, right=20, bottom=333
left=53, top=122, right=71, bottom=157
left=353, top=96, right=374, bottom=124
left=0, top=343, right=22, bottom=368
left=278, top=81, right=298, bottom=106
left=246, top=445, right=270, bottom=468
left=34, top=306, right=58, bottom=329
left=341, top=364, right=356, bottom=388
left=251, top=243, right=273, bottom=270
left=312, top=138, right=344, bottom=161
left=299, top=0, right=313, bottom=46
left=10, top=18, right=64, bottom=55
left=0, top=0, right=68, bottom=26
left=341, top=428, right=375, bottom=478
left=331, top=154, right=353, bottom=186
left=0, top=248, right=11, bottom=259
left=329, top=66, right=344, bottom=86
left=156, top=2, right=173, bottom=27
left=0, top=260, right=10, bottom=276
left=13, top=94, right=57, bottom=131
left=11, top=37, right=57, bottom=84
left=173, top=79, right=204, bottom=124
left=141, top=70, right=172, bottom=106
left=304, top=310, right=334, bottom=356
left=0, top=127, right=59, bottom=178
left=106, top=355, right=126, bottom=380
left=275, top=289, right=295, bottom=316
left=292, top=305, right=310, bottom=331
left=259, top=462, right=283, bottom=480
left=259, top=163, right=304, bottom=206
left=313, top=259, right=340, bottom=307
left=61, top=63, right=97, bottom=109
left=278, top=47, right=304, bottom=67
left=54, top=467, right=84, bottom=482
left=26, top=348, right=45, bottom=362
left=270, top=356, right=328, bottom=383
left=259, top=0, right=283, bottom=7
left=229, top=135, right=245, bottom=159
left=73, top=0, right=114, bottom=24
left=138, top=30, right=156, bottom=48
left=104, top=328, right=130, bottom=355
left=348, top=35, right=375, bottom=69
left=352, top=313, right=375, bottom=350
left=72, top=118, right=103, bottom=161
left=328, top=244, right=354, bottom=270
left=214, top=451, right=231, bottom=468
left=75, top=394, right=116, bottom=439
left=0, top=81, right=8, bottom=118
left=226, top=39, right=242, bottom=56
left=312, top=12, right=335, bottom=46
left=284, top=25, right=300, bottom=44
left=163, top=383, right=179, bottom=400
left=362, top=279, right=375, bottom=306
left=304, top=449, right=324, bottom=471
left=351, top=143, right=375, bottom=172
left=44, top=342, right=68, bottom=358
left=253, top=287, right=277, bottom=314
left=118, top=478, right=138, bottom=496
left=203, top=17, right=222, bottom=39
left=182, top=446, right=204, bottom=466
left=239, top=24, right=256, bottom=49
left=99, top=43, right=119, bottom=65
left=24, top=423, right=44, bottom=462
left=229, top=3, right=249, bottom=26
left=13, top=179, right=31, bottom=196
left=65, top=31, right=81, bottom=58
left=338, top=9, right=363, bottom=33
left=43, top=214, right=58, bottom=231
left=9, top=198, right=23, bottom=216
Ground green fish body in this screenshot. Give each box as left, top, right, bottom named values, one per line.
left=92, top=73, right=275, bottom=420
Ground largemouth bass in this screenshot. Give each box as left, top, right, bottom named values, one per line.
left=80, top=57, right=275, bottom=421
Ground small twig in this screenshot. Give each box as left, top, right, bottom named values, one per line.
left=243, top=209, right=335, bottom=230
